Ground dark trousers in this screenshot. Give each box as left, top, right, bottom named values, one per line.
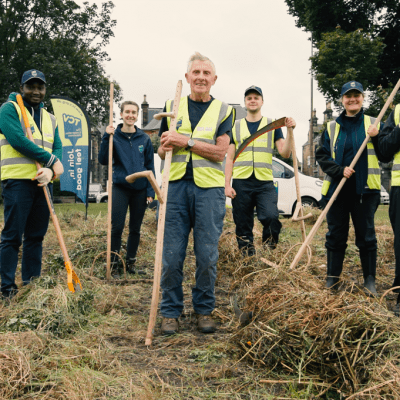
left=0, top=179, right=51, bottom=294
left=111, top=184, right=147, bottom=261
left=232, top=178, right=281, bottom=250
left=325, top=183, right=380, bottom=252
left=389, top=186, right=400, bottom=278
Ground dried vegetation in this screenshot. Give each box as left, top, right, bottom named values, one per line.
left=0, top=205, right=399, bottom=399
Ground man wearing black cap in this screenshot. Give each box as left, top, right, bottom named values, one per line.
left=0, top=69, right=64, bottom=299
left=225, top=85, right=296, bottom=255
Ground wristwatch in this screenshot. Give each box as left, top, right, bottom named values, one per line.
left=186, top=138, right=195, bottom=151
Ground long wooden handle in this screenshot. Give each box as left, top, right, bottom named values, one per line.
left=16, top=94, right=82, bottom=292
left=288, top=127, right=309, bottom=241
left=145, top=80, right=182, bottom=346
left=106, top=82, right=114, bottom=281
left=125, top=171, right=163, bottom=203
left=289, top=78, right=400, bottom=269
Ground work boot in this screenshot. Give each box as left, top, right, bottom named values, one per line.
left=196, top=314, right=216, bottom=333
left=392, top=276, right=400, bottom=294
left=161, top=317, right=179, bottom=335
left=126, top=258, right=146, bottom=275
left=240, top=245, right=255, bottom=258
left=360, top=249, right=378, bottom=296
left=111, top=261, right=123, bottom=279
left=326, top=250, right=344, bottom=289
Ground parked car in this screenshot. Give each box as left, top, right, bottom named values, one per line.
left=88, top=183, right=108, bottom=203
left=381, top=185, right=390, bottom=205
left=153, top=155, right=323, bottom=216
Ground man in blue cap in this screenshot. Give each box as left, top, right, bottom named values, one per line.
left=225, top=85, right=296, bottom=256
left=0, top=69, right=64, bottom=299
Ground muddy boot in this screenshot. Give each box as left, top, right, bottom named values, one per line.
left=126, top=258, right=146, bottom=275
left=360, top=249, right=377, bottom=296
left=326, top=250, right=344, bottom=289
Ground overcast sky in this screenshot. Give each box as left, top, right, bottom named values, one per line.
left=77, top=0, right=330, bottom=158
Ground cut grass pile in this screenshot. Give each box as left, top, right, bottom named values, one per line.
left=0, top=204, right=399, bottom=399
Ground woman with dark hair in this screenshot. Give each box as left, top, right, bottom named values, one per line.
left=99, top=101, right=155, bottom=276
left=316, top=81, right=388, bottom=295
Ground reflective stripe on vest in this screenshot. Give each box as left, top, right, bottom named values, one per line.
left=0, top=101, right=56, bottom=180
left=391, top=105, right=400, bottom=186
left=232, top=117, right=274, bottom=180
left=321, top=116, right=381, bottom=196
left=163, top=96, right=232, bottom=188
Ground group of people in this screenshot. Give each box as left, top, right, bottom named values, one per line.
left=1, top=54, right=400, bottom=337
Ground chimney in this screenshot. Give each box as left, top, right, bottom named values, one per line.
left=312, top=108, right=318, bottom=126
left=323, top=101, right=333, bottom=122
left=141, top=94, right=149, bottom=129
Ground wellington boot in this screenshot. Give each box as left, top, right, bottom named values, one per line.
left=364, top=275, right=377, bottom=296
left=392, top=276, right=400, bottom=294
left=360, top=249, right=377, bottom=296
left=326, top=250, right=344, bottom=290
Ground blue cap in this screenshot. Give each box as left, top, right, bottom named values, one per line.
left=245, top=85, right=263, bottom=98
left=21, top=69, right=46, bottom=85
left=340, top=81, right=363, bottom=96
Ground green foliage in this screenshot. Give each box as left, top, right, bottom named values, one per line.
left=150, top=133, right=160, bottom=153
left=285, top=0, right=400, bottom=113
left=0, top=0, right=122, bottom=125
left=311, top=29, right=384, bottom=101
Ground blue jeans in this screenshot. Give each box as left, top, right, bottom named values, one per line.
left=0, top=179, right=51, bottom=295
left=160, top=180, right=226, bottom=318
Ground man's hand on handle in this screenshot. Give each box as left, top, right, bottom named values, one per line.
left=34, top=168, right=53, bottom=186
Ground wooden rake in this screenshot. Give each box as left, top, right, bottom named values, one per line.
left=144, top=80, right=182, bottom=346
left=289, top=78, right=400, bottom=270
left=16, top=94, right=82, bottom=293
left=261, top=126, right=312, bottom=269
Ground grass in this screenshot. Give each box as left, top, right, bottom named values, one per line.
left=0, top=203, right=398, bottom=399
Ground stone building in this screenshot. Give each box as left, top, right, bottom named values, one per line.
left=302, top=103, right=334, bottom=179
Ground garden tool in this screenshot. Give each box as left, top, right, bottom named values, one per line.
left=16, top=94, right=82, bottom=293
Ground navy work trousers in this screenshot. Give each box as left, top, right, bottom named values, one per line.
left=389, top=186, right=400, bottom=278
left=111, top=184, right=147, bottom=261
left=0, top=179, right=51, bottom=295
left=232, top=178, right=282, bottom=250
left=325, top=182, right=380, bottom=252
left=160, top=180, right=226, bottom=318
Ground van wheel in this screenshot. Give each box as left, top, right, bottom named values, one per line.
left=291, top=197, right=319, bottom=215
left=101, top=197, right=108, bottom=203
left=301, top=196, right=318, bottom=208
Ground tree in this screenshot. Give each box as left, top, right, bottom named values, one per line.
left=285, top=0, right=400, bottom=116
left=0, top=0, right=122, bottom=125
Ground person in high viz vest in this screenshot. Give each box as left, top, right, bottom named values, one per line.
left=157, top=52, right=234, bottom=335
left=0, top=69, right=64, bottom=299
left=316, top=81, right=388, bottom=295
left=369, top=103, right=400, bottom=294
left=225, top=85, right=296, bottom=255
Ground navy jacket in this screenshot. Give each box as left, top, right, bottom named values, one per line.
left=316, top=108, right=388, bottom=199
left=98, top=124, right=155, bottom=197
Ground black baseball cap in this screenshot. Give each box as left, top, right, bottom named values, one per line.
left=21, top=69, right=46, bottom=85
left=245, top=85, right=263, bottom=98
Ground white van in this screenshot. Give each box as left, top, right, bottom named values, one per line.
left=153, top=155, right=323, bottom=216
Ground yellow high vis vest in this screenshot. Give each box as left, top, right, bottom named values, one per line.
left=321, top=115, right=381, bottom=196
left=390, top=105, right=400, bottom=186
left=0, top=101, right=56, bottom=180
left=232, top=117, right=275, bottom=181
left=165, top=96, right=232, bottom=188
